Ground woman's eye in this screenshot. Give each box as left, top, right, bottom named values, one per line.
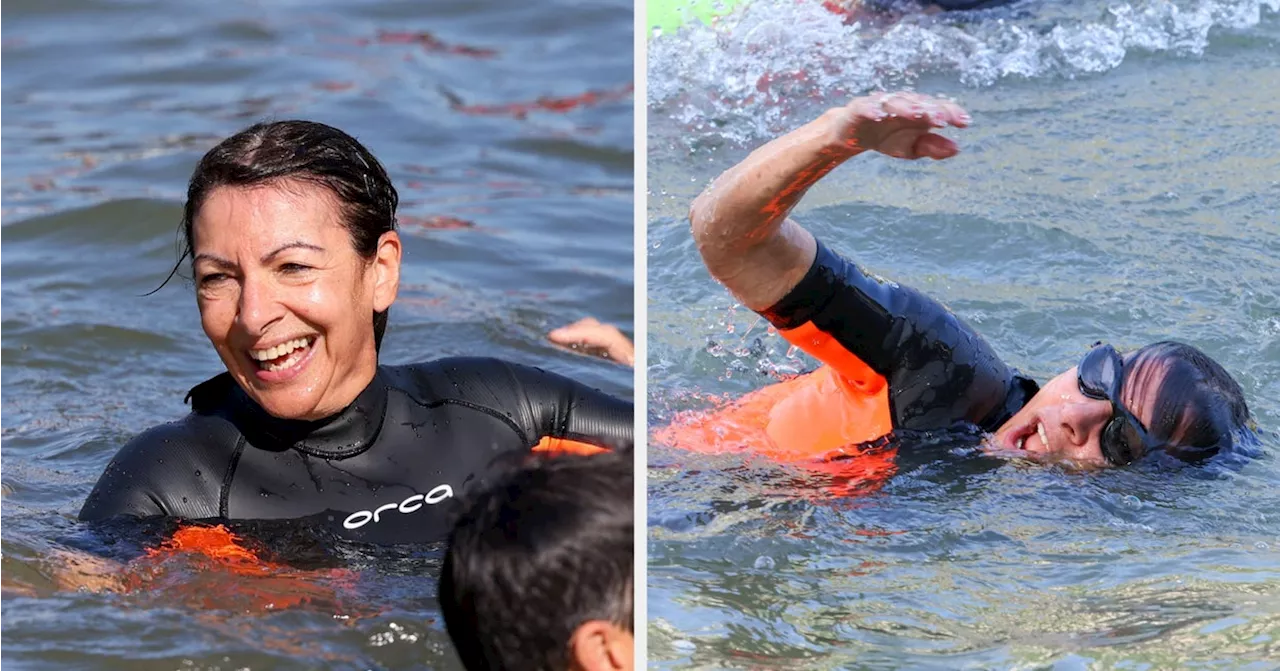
left=1104, top=420, right=1141, bottom=466
left=1102, top=421, right=1128, bottom=465
left=280, top=263, right=311, bottom=273
left=198, top=273, right=227, bottom=285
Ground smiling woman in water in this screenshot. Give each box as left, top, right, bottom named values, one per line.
left=78, top=120, right=633, bottom=545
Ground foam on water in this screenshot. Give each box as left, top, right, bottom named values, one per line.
left=649, top=0, right=1280, bottom=144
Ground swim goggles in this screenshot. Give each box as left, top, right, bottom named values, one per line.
left=1077, top=343, right=1157, bottom=466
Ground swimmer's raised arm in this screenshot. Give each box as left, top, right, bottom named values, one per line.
left=689, top=91, right=969, bottom=310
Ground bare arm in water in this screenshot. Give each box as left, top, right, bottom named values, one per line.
left=548, top=317, right=635, bottom=367
left=688, top=91, right=970, bottom=310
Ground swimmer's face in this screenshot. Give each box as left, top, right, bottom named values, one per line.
left=991, top=356, right=1166, bottom=469
left=192, top=181, right=400, bottom=420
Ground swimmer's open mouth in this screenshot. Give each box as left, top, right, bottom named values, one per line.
left=1011, top=422, right=1049, bottom=452
left=249, top=336, right=316, bottom=372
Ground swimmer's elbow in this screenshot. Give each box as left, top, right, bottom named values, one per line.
left=689, top=189, right=736, bottom=277
left=689, top=189, right=716, bottom=246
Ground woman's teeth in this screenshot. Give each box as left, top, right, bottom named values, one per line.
left=250, top=337, right=313, bottom=371
left=1016, top=423, right=1049, bottom=451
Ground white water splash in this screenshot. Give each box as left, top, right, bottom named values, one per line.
left=649, top=0, right=1279, bottom=143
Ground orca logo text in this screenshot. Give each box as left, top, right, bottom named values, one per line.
left=343, top=484, right=454, bottom=530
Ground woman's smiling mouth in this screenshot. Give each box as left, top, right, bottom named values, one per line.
left=248, top=336, right=316, bottom=378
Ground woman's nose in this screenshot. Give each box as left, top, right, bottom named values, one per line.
left=236, top=276, right=283, bottom=335
left=1059, top=399, right=1113, bottom=446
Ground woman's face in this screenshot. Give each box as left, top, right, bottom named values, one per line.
left=191, top=180, right=400, bottom=420
left=991, top=361, right=1165, bottom=468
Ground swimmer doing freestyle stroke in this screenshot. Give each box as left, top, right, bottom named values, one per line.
left=660, top=91, right=1251, bottom=473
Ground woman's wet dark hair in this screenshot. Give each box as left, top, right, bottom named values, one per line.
left=165, top=120, right=399, bottom=351
left=1123, top=341, right=1251, bottom=463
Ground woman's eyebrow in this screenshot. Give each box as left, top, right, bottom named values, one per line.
left=262, top=241, right=324, bottom=262
left=193, top=253, right=235, bottom=270
left=193, top=242, right=324, bottom=268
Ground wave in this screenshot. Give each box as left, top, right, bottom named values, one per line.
left=649, top=0, right=1280, bottom=143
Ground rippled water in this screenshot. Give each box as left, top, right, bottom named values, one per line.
left=648, top=0, right=1280, bottom=668
left=1, top=0, right=633, bottom=668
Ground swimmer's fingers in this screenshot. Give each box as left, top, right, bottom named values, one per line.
left=1, top=575, right=39, bottom=598
left=878, top=93, right=969, bottom=129
left=939, top=100, right=971, bottom=128
left=877, top=92, right=934, bottom=124
left=914, top=133, right=959, bottom=160
left=548, top=318, right=635, bottom=367
left=45, top=548, right=129, bottom=594
left=548, top=317, right=603, bottom=340
left=840, top=92, right=968, bottom=157
left=876, top=131, right=958, bottom=161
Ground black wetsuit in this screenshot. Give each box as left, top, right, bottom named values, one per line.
left=79, top=357, right=632, bottom=545
left=762, top=240, right=1038, bottom=436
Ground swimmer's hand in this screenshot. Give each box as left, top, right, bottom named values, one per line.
left=40, top=548, right=128, bottom=594
left=831, top=91, right=970, bottom=160
left=6, top=549, right=141, bottom=597
left=548, top=318, right=635, bottom=367
left=690, top=91, right=968, bottom=311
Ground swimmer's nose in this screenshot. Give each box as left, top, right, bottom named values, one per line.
left=236, top=276, right=284, bottom=336
left=1059, top=399, right=1112, bottom=448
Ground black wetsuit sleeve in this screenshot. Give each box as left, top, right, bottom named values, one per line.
left=78, top=421, right=230, bottom=522
left=401, top=357, right=634, bottom=454
left=760, top=239, right=1031, bottom=430
left=501, top=360, right=635, bottom=453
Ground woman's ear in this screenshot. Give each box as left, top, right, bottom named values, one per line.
left=568, top=620, right=633, bottom=671
left=372, top=230, right=402, bottom=312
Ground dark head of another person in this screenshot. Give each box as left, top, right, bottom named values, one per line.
left=439, top=452, right=634, bottom=671
left=168, top=120, right=404, bottom=421
left=994, top=341, right=1251, bottom=468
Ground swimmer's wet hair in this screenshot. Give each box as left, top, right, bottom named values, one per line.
left=1126, top=341, right=1251, bottom=463
left=166, top=120, right=399, bottom=352
left=439, top=452, right=633, bottom=671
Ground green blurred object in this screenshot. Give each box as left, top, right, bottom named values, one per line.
left=648, top=0, right=745, bottom=34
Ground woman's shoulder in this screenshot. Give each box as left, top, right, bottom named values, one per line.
left=105, top=374, right=246, bottom=474
left=79, top=413, right=238, bottom=521
left=111, top=409, right=242, bottom=469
